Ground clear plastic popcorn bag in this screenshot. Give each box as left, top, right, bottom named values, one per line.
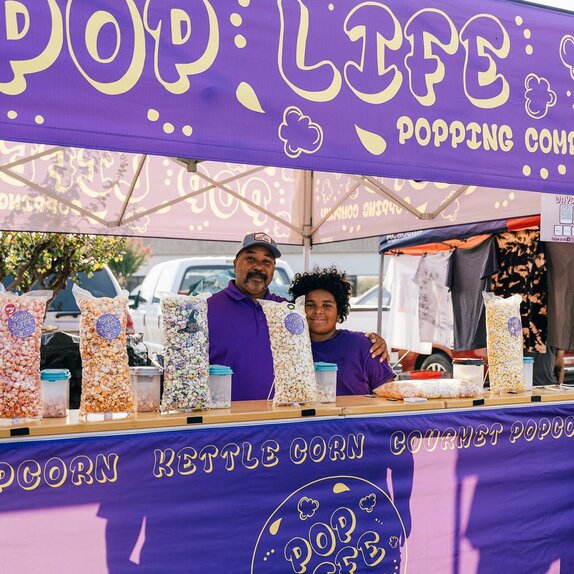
left=259, top=299, right=317, bottom=406
left=483, top=292, right=524, bottom=394
left=0, top=284, right=52, bottom=420
left=160, top=294, right=210, bottom=412
left=73, top=284, right=134, bottom=417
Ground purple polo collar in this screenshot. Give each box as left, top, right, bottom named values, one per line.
left=225, top=280, right=272, bottom=301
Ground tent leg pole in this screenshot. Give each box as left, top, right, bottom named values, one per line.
left=303, top=239, right=311, bottom=272
left=302, top=170, right=313, bottom=272
left=376, top=253, right=385, bottom=335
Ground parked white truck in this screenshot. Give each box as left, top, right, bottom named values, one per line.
left=130, top=256, right=295, bottom=353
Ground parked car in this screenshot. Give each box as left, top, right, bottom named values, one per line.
left=130, top=256, right=295, bottom=353
left=2, top=266, right=134, bottom=334
left=343, top=284, right=391, bottom=335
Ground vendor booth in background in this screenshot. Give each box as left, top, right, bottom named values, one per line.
left=378, top=216, right=573, bottom=385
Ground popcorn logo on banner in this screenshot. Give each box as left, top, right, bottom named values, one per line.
left=251, top=476, right=407, bottom=574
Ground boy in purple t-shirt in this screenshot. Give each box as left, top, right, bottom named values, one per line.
left=289, top=267, right=395, bottom=395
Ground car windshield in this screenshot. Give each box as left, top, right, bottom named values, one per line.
left=180, top=265, right=291, bottom=299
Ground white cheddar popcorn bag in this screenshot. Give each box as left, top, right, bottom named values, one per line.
left=73, top=284, right=134, bottom=416
left=160, top=294, right=210, bottom=412
left=259, top=299, right=317, bottom=406
left=0, top=284, right=52, bottom=419
left=483, top=292, right=524, bottom=393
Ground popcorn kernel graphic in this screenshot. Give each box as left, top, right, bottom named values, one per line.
left=279, top=107, right=323, bottom=159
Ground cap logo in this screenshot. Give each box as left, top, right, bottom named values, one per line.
left=253, top=233, right=272, bottom=244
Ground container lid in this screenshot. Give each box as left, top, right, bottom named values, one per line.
left=314, top=362, right=338, bottom=372
left=523, top=357, right=534, bottom=363
left=452, top=358, right=484, bottom=366
left=129, top=366, right=163, bottom=375
left=209, top=364, right=234, bottom=375
left=40, top=369, right=71, bottom=381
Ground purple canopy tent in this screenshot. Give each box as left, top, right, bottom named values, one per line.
left=1, top=3, right=574, bottom=574
left=1, top=0, right=574, bottom=264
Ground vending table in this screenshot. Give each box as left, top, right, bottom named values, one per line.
left=1, top=390, right=573, bottom=574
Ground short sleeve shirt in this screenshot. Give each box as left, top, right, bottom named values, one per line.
left=311, top=329, right=395, bottom=395
left=207, top=281, right=285, bottom=401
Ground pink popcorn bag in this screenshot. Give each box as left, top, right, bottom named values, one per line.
left=73, top=284, right=134, bottom=418
left=0, top=284, right=52, bottom=420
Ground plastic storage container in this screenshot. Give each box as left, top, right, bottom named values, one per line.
left=40, top=369, right=71, bottom=418
left=452, top=358, right=485, bottom=388
left=129, top=366, right=162, bottom=412
left=208, top=365, right=233, bottom=409
left=314, top=362, right=338, bottom=403
left=523, top=357, right=534, bottom=390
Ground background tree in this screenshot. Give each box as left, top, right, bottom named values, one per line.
left=0, top=232, right=127, bottom=303
left=108, top=237, right=152, bottom=288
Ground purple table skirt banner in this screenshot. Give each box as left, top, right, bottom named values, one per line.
left=1, top=0, right=574, bottom=195
left=0, top=404, right=573, bottom=573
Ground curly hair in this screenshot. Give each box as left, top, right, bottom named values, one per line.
left=289, top=266, right=352, bottom=323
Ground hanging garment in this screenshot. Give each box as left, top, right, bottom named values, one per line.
left=384, top=255, right=432, bottom=354
left=446, top=237, right=498, bottom=351
left=413, top=252, right=453, bottom=347
left=491, top=230, right=547, bottom=353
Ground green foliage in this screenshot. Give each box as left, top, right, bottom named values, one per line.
left=108, top=238, right=152, bottom=288
left=0, top=232, right=126, bottom=301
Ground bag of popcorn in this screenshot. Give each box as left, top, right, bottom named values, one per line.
left=0, top=284, right=52, bottom=419
left=160, top=294, right=210, bottom=412
left=259, top=299, right=317, bottom=406
left=73, top=284, right=134, bottom=416
left=483, top=292, right=524, bottom=393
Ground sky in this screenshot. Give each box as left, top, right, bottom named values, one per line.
left=524, top=0, right=574, bottom=10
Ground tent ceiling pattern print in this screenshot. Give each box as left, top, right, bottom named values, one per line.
left=0, top=140, right=541, bottom=244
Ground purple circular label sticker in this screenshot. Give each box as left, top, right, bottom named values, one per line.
left=8, top=311, right=36, bottom=339
left=507, top=316, right=521, bottom=338
left=284, top=312, right=305, bottom=335
left=96, top=313, right=121, bottom=341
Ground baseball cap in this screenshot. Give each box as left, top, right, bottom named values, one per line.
left=237, top=232, right=281, bottom=258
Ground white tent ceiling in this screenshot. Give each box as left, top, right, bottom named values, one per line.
left=0, top=140, right=542, bottom=250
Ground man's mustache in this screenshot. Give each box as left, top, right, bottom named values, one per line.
left=246, top=270, right=268, bottom=282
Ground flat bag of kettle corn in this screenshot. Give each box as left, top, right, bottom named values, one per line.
left=259, top=299, right=317, bottom=406
left=483, top=292, right=524, bottom=393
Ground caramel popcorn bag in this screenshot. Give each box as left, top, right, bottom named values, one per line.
left=259, top=299, right=317, bottom=406
left=483, top=292, right=524, bottom=394
left=73, top=284, right=134, bottom=417
left=0, top=284, right=52, bottom=420
left=160, top=294, right=210, bottom=412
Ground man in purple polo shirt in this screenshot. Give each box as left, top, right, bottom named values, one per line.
left=208, top=232, right=388, bottom=401
left=207, top=232, right=283, bottom=401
